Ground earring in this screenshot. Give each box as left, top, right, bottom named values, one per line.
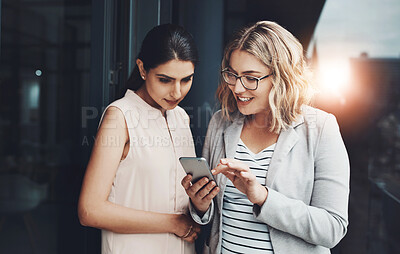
left=141, top=75, right=145, bottom=80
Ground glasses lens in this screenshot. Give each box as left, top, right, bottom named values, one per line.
left=242, top=76, right=258, bottom=90
left=222, top=72, right=236, bottom=85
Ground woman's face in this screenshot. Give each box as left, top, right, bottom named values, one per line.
left=138, top=59, right=194, bottom=113
left=227, top=50, right=273, bottom=116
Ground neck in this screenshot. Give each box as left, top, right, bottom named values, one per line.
left=136, top=85, right=166, bottom=116
left=245, top=112, right=271, bottom=130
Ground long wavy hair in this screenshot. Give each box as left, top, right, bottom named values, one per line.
left=217, top=21, right=313, bottom=133
left=126, top=23, right=198, bottom=91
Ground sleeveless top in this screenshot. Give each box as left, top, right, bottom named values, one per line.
left=100, top=89, right=196, bottom=254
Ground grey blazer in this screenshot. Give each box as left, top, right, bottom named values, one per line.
left=190, top=106, right=350, bottom=254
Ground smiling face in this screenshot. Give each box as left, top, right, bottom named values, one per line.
left=136, top=59, right=195, bottom=114
left=227, top=49, right=273, bottom=117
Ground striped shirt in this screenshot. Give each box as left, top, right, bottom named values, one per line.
left=221, top=139, right=275, bottom=254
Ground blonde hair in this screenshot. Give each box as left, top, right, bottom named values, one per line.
left=217, top=21, right=313, bottom=133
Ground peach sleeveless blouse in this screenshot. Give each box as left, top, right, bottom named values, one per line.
left=100, top=90, right=196, bottom=254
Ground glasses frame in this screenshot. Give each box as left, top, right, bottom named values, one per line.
left=221, top=68, right=272, bottom=90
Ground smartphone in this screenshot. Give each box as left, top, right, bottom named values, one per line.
left=179, top=157, right=217, bottom=185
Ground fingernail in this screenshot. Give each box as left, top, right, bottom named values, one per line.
left=211, top=169, right=216, bottom=174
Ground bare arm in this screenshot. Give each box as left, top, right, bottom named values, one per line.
left=78, top=107, right=199, bottom=240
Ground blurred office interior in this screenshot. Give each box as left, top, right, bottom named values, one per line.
left=0, top=0, right=399, bottom=253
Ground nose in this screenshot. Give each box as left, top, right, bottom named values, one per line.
left=233, top=78, right=246, bottom=93
left=171, top=81, right=181, bottom=99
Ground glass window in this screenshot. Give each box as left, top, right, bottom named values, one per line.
left=309, top=0, right=400, bottom=253
left=0, top=0, right=91, bottom=253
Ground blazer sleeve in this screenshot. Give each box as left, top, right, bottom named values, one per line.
left=188, top=112, right=221, bottom=224
left=254, top=114, right=350, bottom=248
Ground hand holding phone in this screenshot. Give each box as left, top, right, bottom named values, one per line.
left=179, top=157, right=216, bottom=185
left=180, top=157, right=219, bottom=215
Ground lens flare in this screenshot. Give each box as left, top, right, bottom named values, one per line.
left=318, top=60, right=350, bottom=93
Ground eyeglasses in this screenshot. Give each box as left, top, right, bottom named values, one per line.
left=221, top=68, right=272, bottom=90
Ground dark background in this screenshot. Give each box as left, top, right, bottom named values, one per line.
left=0, top=0, right=399, bottom=253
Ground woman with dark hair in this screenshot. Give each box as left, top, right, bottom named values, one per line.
left=78, top=24, right=200, bottom=253
left=182, top=21, right=349, bottom=253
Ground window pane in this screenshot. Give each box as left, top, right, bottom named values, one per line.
left=309, top=1, right=400, bottom=253
left=0, top=0, right=91, bottom=253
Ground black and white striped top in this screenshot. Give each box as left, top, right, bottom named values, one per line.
left=221, top=139, right=275, bottom=254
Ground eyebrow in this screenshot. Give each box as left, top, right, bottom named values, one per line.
left=227, top=66, right=261, bottom=75
left=155, top=73, right=195, bottom=80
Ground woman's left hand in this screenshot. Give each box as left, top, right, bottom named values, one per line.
left=212, top=158, right=268, bottom=206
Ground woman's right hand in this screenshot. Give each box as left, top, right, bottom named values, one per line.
left=174, top=214, right=201, bottom=243
left=181, top=175, right=219, bottom=215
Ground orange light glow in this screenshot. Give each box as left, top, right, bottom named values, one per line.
left=319, top=60, right=350, bottom=92
left=316, top=59, right=351, bottom=105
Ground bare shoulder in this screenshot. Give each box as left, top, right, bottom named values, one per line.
left=102, top=106, right=126, bottom=123
left=98, top=106, right=129, bottom=143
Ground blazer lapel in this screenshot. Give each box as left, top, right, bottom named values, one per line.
left=266, top=116, right=304, bottom=186
left=216, top=115, right=244, bottom=195
left=223, top=115, right=244, bottom=159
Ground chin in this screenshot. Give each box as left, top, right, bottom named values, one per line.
left=164, top=103, right=178, bottom=110
left=236, top=104, right=250, bottom=113
left=238, top=106, right=267, bottom=116
left=238, top=108, right=253, bottom=116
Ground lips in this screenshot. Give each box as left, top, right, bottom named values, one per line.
left=237, top=97, right=253, bottom=102
left=236, top=95, right=254, bottom=104
left=165, top=99, right=180, bottom=105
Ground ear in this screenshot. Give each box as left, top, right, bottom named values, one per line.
left=136, top=59, right=146, bottom=80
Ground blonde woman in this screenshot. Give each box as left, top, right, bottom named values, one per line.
left=181, top=21, right=350, bottom=254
